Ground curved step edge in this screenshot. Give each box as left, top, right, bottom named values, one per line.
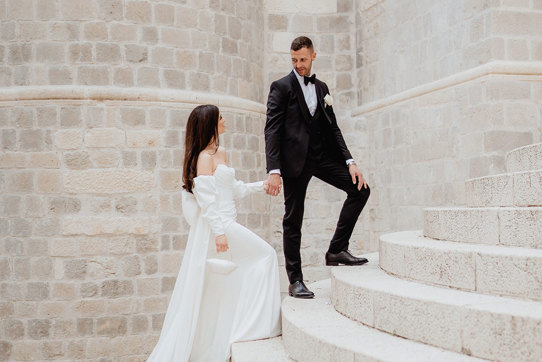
left=379, top=231, right=542, bottom=301
left=466, top=170, right=542, bottom=207
left=506, top=142, right=542, bottom=173
left=424, top=207, right=542, bottom=249
left=331, top=256, right=542, bottom=362
left=232, top=336, right=292, bottom=362
left=282, top=279, right=485, bottom=362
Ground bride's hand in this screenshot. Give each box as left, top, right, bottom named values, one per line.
left=215, top=234, right=229, bottom=253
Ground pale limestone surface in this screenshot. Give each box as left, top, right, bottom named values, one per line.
left=126, top=130, right=162, bottom=148
left=264, top=0, right=337, bottom=14
left=354, top=72, right=541, bottom=251
left=356, top=0, right=542, bottom=105
left=331, top=257, right=542, bottom=361
left=466, top=170, right=542, bottom=207
left=231, top=337, right=292, bottom=362
left=85, top=128, right=126, bottom=148
left=62, top=216, right=154, bottom=236
left=423, top=207, right=500, bottom=244
left=499, top=207, right=542, bottom=248
left=514, top=170, right=542, bottom=206
left=462, top=302, right=542, bottom=362
left=0, top=0, right=266, bottom=102
left=466, top=172, right=514, bottom=207
left=53, top=129, right=84, bottom=150
left=64, top=169, right=154, bottom=193
left=380, top=231, right=476, bottom=291
left=476, top=252, right=542, bottom=301
left=506, top=142, right=542, bottom=173
left=282, top=278, right=484, bottom=362
left=425, top=206, right=542, bottom=248
left=380, top=230, right=542, bottom=300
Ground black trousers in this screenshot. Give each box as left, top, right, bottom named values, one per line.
left=282, top=155, right=370, bottom=283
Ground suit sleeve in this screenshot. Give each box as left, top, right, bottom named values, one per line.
left=323, top=84, right=353, bottom=162
left=264, top=81, right=286, bottom=173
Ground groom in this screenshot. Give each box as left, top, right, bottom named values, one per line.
left=264, top=36, right=371, bottom=299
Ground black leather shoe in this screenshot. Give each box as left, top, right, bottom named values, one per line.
left=325, top=250, right=368, bottom=266
left=288, top=281, right=315, bottom=299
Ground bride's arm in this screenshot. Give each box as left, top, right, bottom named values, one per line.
left=193, top=154, right=227, bottom=243
left=232, top=178, right=265, bottom=199
left=193, top=177, right=225, bottom=237
left=223, top=149, right=265, bottom=199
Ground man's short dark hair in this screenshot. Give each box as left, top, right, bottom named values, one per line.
left=290, top=36, right=313, bottom=51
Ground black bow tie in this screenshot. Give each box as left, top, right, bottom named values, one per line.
left=303, top=74, right=316, bottom=86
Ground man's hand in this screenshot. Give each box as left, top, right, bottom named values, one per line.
left=266, top=173, right=282, bottom=196
left=349, top=164, right=368, bottom=191
left=215, top=234, right=229, bottom=253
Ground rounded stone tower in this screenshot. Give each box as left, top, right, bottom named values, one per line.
left=0, top=0, right=270, bottom=360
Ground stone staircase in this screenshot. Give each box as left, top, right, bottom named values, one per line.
left=232, top=142, right=542, bottom=361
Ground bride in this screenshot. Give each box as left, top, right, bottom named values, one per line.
left=147, top=104, right=282, bottom=361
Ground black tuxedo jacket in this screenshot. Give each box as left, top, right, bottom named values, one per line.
left=264, top=70, right=353, bottom=178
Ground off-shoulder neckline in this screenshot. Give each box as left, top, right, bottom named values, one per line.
left=194, top=163, right=232, bottom=180
left=214, top=163, right=230, bottom=171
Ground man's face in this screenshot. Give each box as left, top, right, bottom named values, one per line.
left=291, top=47, right=316, bottom=77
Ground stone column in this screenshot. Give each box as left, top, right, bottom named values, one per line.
left=0, top=0, right=270, bottom=360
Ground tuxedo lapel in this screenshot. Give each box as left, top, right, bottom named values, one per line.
left=289, top=71, right=311, bottom=122
left=315, top=80, right=332, bottom=125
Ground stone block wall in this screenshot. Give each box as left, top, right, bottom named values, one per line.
left=354, top=75, right=542, bottom=250
left=0, top=0, right=275, bottom=358
left=352, top=0, right=542, bottom=249
left=1, top=0, right=542, bottom=359
left=265, top=0, right=356, bottom=109
left=0, top=93, right=270, bottom=360
left=355, top=0, right=542, bottom=105
left=0, top=0, right=265, bottom=102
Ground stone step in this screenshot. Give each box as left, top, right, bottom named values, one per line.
left=231, top=336, right=292, bottom=362
left=331, top=255, right=542, bottom=362
left=281, top=277, right=484, bottom=362
left=465, top=170, right=542, bottom=207
left=424, top=206, right=542, bottom=249
left=379, top=231, right=542, bottom=301
left=506, top=142, right=542, bottom=173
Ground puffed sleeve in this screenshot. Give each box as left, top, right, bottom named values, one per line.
left=192, top=175, right=225, bottom=237
left=232, top=179, right=265, bottom=199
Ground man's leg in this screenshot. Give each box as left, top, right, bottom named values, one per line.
left=314, top=156, right=370, bottom=253
left=282, top=172, right=312, bottom=283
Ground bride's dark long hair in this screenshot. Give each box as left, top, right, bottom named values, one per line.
left=182, top=104, right=220, bottom=192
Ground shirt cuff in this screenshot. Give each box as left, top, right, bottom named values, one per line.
left=346, top=159, right=355, bottom=166
left=269, top=169, right=281, bottom=175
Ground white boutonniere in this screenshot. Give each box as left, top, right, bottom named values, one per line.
left=324, top=94, right=333, bottom=108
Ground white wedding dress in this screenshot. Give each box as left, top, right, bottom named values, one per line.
left=147, top=164, right=282, bottom=362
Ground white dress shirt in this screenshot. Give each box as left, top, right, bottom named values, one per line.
left=293, top=69, right=317, bottom=117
